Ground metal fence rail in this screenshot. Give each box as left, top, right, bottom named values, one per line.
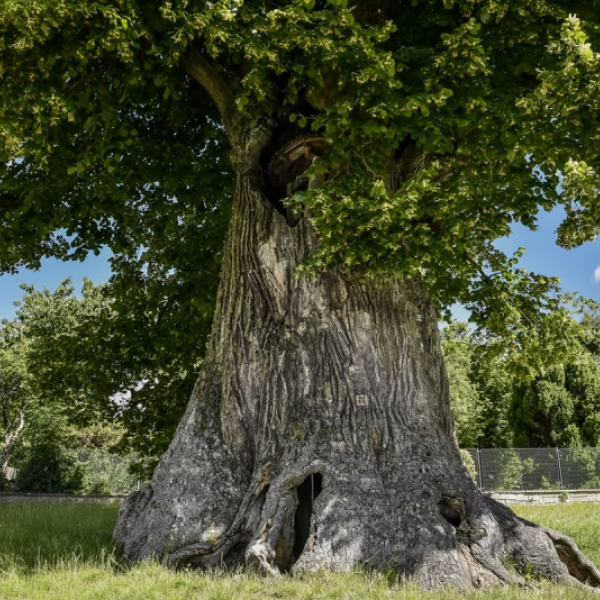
left=466, top=447, right=600, bottom=491
left=6, top=445, right=600, bottom=494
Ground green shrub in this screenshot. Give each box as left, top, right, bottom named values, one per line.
left=460, top=449, right=478, bottom=483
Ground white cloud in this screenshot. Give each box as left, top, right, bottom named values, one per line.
left=594, top=266, right=600, bottom=283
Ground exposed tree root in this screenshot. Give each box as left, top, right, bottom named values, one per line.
left=541, top=524, right=600, bottom=588
left=117, top=453, right=600, bottom=593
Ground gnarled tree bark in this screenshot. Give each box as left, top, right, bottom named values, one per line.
left=114, top=122, right=600, bottom=590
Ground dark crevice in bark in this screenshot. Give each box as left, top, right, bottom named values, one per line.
left=260, top=125, right=301, bottom=223
left=260, top=170, right=295, bottom=226
left=542, top=526, right=600, bottom=587
left=292, top=473, right=323, bottom=567
left=254, top=484, right=270, bottom=524
left=555, top=546, right=590, bottom=583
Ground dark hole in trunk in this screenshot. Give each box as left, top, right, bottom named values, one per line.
left=262, top=133, right=328, bottom=228
left=262, top=181, right=301, bottom=226
left=438, top=496, right=463, bottom=529
left=292, top=473, right=323, bottom=564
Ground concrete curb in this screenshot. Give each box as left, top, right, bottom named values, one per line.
left=2, top=490, right=600, bottom=505
left=490, top=489, right=600, bottom=505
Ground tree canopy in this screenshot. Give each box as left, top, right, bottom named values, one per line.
left=2, top=0, right=600, bottom=376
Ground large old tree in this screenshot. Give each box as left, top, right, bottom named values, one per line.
left=2, top=0, right=600, bottom=589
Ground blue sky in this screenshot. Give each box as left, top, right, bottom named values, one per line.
left=0, top=249, right=113, bottom=319
left=497, top=209, right=600, bottom=298
left=0, top=208, right=598, bottom=321
left=450, top=207, right=600, bottom=322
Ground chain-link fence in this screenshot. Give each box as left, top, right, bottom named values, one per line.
left=1, top=448, right=142, bottom=495
left=7, top=445, right=600, bottom=494
left=465, top=448, right=600, bottom=491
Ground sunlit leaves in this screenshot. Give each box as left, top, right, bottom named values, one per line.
left=2, top=0, right=600, bottom=384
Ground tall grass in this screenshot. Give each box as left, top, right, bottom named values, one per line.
left=1, top=566, right=599, bottom=600
left=0, top=501, right=598, bottom=599
left=513, top=501, right=600, bottom=566
left=0, top=502, right=119, bottom=573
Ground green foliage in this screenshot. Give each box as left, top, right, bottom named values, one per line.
left=0, top=283, right=152, bottom=481
left=470, top=343, right=515, bottom=447
left=12, top=444, right=84, bottom=494
left=5, top=278, right=207, bottom=464
left=442, top=320, right=600, bottom=450
left=9, top=406, right=89, bottom=494
left=1, top=1, right=600, bottom=410
left=511, top=356, right=600, bottom=448
left=495, top=451, right=535, bottom=491
left=559, top=448, right=600, bottom=490
left=459, top=448, right=477, bottom=482
left=441, top=323, right=481, bottom=447
left=77, top=449, right=139, bottom=495
left=1, top=0, right=232, bottom=462
left=580, top=313, right=600, bottom=357
left=441, top=321, right=514, bottom=447
left=6, top=410, right=140, bottom=494
left=0, top=318, right=30, bottom=467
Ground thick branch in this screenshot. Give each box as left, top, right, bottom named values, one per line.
left=181, top=47, right=239, bottom=143
left=1, top=374, right=23, bottom=431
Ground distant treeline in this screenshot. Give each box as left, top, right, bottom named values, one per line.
left=442, top=318, right=600, bottom=449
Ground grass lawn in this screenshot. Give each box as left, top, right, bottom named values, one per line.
left=0, top=501, right=599, bottom=599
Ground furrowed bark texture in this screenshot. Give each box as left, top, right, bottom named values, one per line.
left=114, top=125, right=600, bottom=590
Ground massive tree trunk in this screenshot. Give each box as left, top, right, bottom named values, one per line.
left=114, top=123, right=600, bottom=590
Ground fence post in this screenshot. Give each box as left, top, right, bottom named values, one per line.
left=48, top=460, right=54, bottom=494
left=475, top=448, right=484, bottom=490
left=556, top=448, right=565, bottom=490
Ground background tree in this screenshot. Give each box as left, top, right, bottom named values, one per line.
left=15, top=277, right=208, bottom=465
left=511, top=358, right=600, bottom=448
left=580, top=311, right=600, bottom=358
left=441, top=322, right=514, bottom=449
left=0, top=281, right=138, bottom=491
left=0, top=319, right=30, bottom=474
left=440, top=322, right=481, bottom=448
left=442, top=321, right=600, bottom=450
left=469, top=347, right=515, bottom=448
left=3, top=0, right=600, bottom=590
